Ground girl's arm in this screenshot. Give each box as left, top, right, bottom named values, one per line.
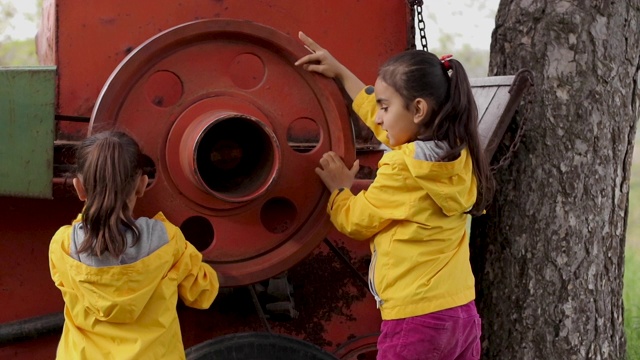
left=351, top=87, right=394, bottom=148
left=168, top=226, right=220, bottom=309
left=326, top=158, right=408, bottom=240
left=295, top=34, right=395, bottom=149
left=294, top=32, right=365, bottom=101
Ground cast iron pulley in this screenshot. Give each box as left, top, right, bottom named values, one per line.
left=185, top=333, right=338, bottom=359
left=89, top=19, right=355, bottom=286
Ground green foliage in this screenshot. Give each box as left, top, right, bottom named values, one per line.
left=0, top=1, right=16, bottom=42
left=626, top=134, right=640, bottom=357
left=0, top=0, right=38, bottom=65
left=0, top=39, right=38, bottom=66
left=430, top=44, right=490, bottom=78
left=625, top=249, right=640, bottom=359
left=419, top=1, right=495, bottom=78
left=628, top=154, right=640, bottom=245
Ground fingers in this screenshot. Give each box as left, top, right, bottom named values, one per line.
left=298, top=31, right=321, bottom=52
left=318, top=151, right=356, bottom=173
left=295, top=32, right=326, bottom=66
left=294, top=52, right=319, bottom=66
left=315, top=152, right=359, bottom=193
left=320, top=151, right=342, bottom=167
left=350, top=159, right=360, bottom=177
left=296, top=32, right=321, bottom=63
left=314, top=166, right=332, bottom=190
left=318, top=155, right=330, bottom=170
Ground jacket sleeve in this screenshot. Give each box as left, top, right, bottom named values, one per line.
left=352, top=87, right=399, bottom=150
left=327, top=156, right=410, bottom=240
left=49, top=228, right=66, bottom=290
left=168, top=226, right=220, bottom=309
left=49, top=225, right=74, bottom=291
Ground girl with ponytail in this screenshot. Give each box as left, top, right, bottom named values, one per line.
left=49, top=131, right=219, bottom=360
left=296, top=32, right=492, bottom=359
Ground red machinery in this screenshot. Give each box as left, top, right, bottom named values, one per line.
left=0, top=0, right=416, bottom=358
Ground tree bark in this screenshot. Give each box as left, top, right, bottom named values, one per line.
left=474, top=0, right=640, bottom=359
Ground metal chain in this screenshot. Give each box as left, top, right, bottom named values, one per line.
left=490, top=113, right=528, bottom=172
left=405, top=1, right=524, bottom=171
left=408, top=0, right=429, bottom=51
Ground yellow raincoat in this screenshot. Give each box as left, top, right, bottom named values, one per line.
left=49, top=212, right=219, bottom=359
left=328, top=87, right=477, bottom=320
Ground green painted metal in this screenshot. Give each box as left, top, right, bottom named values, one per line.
left=0, top=67, right=56, bottom=198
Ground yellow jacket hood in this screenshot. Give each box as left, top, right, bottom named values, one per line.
left=59, top=214, right=176, bottom=324
left=49, top=212, right=219, bottom=359
left=403, top=142, right=476, bottom=216
left=60, top=244, right=172, bottom=324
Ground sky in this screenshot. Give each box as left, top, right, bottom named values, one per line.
left=3, top=0, right=38, bottom=40
left=4, top=0, right=500, bottom=50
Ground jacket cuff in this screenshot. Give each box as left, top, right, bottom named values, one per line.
left=352, top=86, right=374, bottom=112
left=327, top=187, right=350, bottom=212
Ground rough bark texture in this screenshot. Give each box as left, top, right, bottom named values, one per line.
left=473, top=0, right=640, bottom=359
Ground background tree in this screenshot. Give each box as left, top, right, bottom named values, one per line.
left=422, top=0, right=494, bottom=77
left=0, top=0, right=38, bottom=66
left=0, top=1, right=16, bottom=41
left=472, top=0, right=640, bottom=358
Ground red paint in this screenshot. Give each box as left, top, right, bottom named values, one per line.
left=88, top=20, right=357, bottom=286
left=4, top=0, right=409, bottom=357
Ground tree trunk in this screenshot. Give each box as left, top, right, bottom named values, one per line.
left=473, top=0, right=640, bottom=359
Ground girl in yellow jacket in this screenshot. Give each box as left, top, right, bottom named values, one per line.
left=296, top=33, right=493, bottom=360
left=49, top=131, right=219, bottom=360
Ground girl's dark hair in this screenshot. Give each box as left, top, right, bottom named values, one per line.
left=378, top=50, right=494, bottom=215
left=75, top=131, right=144, bottom=257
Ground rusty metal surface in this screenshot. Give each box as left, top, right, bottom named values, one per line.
left=0, top=1, right=415, bottom=357
left=89, top=19, right=355, bottom=287
left=175, top=236, right=381, bottom=357
left=0, top=195, right=380, bottom=359
left=38, top=0, right=410, bottom=134
left=0, top=67, right=55, bottom=198
left=0, top=196, right=79, bottom=360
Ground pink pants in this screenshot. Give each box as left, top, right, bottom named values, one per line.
left=376, top=301, right=481, bottom=360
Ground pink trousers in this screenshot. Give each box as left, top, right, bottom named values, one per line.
left=376, top=301, right=481, bottom=360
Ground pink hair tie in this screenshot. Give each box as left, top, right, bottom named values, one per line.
left=440, top=54, right=453, bottom=71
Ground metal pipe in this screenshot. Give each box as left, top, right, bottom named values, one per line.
left=52, top=177, right=74, bottom=187
left=52, top=177, right=78, bottom=198
left=0, top=312, right=64, bottom=345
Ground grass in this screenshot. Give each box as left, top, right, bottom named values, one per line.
left=625, top=249, right=640, bottom=359
left=625, top=139, right=640, bottom=358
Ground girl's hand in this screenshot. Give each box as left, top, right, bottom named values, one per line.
left=294, top=32, right=346, bottom=79
left=294, top=31, right=366, bottom=100
left=315, top=151, right=360, bottom=193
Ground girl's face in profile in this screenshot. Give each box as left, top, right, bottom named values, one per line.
left=373, top=79, right=421, bottom=147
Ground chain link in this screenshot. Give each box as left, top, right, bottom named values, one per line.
left=490, top=113, right=528, bottom=173
left=406, top=1, right=524, bottom=172
left=408, top=0, right=429, bottom=51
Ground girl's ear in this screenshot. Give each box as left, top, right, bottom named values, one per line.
left=72, top=178, right=87, bottom=201
left=413, top=98, right=429, bottom=124
left=135, top=175, right=149, bottom=197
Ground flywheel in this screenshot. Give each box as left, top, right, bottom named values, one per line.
left=89, top=19, right=354, bottom=286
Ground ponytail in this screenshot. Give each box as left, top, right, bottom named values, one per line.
left=378, top=51, right=494, bottom=216
left=75, top=131, right=143, bottom=257
left=435, top=59, right=494, bottom=216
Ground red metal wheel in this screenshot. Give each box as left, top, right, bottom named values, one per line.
left=332, top=334, right=379, bottom=360
left=89, top=19, right=354, bottom=286
left=185, top=333, right=338, bottom=359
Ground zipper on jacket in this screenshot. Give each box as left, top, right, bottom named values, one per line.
left=368, top=246, right=384, bottom=308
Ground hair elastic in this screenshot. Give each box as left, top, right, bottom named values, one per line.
left=440, top=54, right=453, bottom=71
